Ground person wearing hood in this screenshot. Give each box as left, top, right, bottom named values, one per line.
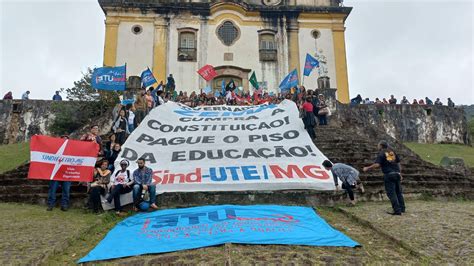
left=3, top=91, right=13, bottom=100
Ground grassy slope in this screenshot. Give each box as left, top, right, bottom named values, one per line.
left=0, top=142, right=29, bottom=173
left=405, top=142, right=474, bottom=167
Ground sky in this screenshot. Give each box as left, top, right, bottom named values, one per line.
left=0, top=0, right=473, bottom=104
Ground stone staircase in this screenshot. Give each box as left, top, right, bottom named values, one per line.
left=0, top=121, right=473, bottom=208
left=0, top=164, right=88, bottom=207
left=314, top=124, right=473, bottom=201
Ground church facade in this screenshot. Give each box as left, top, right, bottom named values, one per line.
left=98, top=0, right=352, bottom=102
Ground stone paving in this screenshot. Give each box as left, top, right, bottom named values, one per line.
left=0, top=203, right=101, bottom=265
left=340, top=200, right=474, bottom=264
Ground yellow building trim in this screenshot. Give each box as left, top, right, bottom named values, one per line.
left=299, top=13, right=333, bottom=20
left=298, top=22, right=334, bottom=29
left=208, top=13, right=263, bottom=26
left=153, top=21, right=168, bottom=84
left=210, top=3, right=259, bottom=18
left=332, top=27, right=350, bottom=103
left=103, top=17, right=119, bottom=67
left=288, top=30, right=301, bottom=78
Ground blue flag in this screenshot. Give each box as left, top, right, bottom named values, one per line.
left=279, top=69, right=299, bottom=92
left=141, top=68, right=157, bottom=87
left=221, top=79, right=226, bottom=96
left=91, top=65, right=126, bottom=91
left=203, top=86, right=212, bottom=94
left=78, top=205, right=359, bottom=263
left=303, top=54, right=320, bottom=76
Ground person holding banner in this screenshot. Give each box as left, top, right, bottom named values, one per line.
left=301, top=97, right=317, bottom=140
left=155, top=90, right=165, bottom=106
left=132, top=158, right=158, bottom=211
left=88, top=160, right=111, bottom=213
left=134, top=90, right=147, bottom=125
left=128, top=105, right=136, bottom=133
left=104, top=160, right=134, bottom=216
left=146, top=89, right=155, bottom=111
left=363, top=141, right=405, bottom=215
left=322, top=160, right=364, bottom=206
left=46, top=135, right=71, bottom=212
left=80, top=125, right=103, bottom=156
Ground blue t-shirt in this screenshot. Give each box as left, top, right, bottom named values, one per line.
left=375, top=149, right=401, bottom=174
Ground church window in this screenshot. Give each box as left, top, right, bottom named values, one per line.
left=217, top=21, right=240, bottom=46
left=259, top=31, right=277, bottom=62
left=311, top=30, right=321, bottom=39
left=131, top=25, right=143, bottom=35
left=178, top=29, right=197, bottom=62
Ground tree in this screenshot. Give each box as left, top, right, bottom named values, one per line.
left=49, top=68, right=120, bottom=135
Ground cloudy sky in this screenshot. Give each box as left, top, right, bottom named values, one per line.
left=1, top=0, right=473, bottom=104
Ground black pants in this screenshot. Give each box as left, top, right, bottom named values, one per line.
left=342, top=182, right=356, bottom=201
left=135, top=110, right=146, bottom=126
left=89, top=186, right=105, bottom=212
left=116, top=131, right=127, bottom=145
left=107, top=184, right=132, bottom=211
left=306, top=126, right=316, bottom=139
left=384, top=173, right=406, bottom=214
left=318, top=115, right=328, bottom=125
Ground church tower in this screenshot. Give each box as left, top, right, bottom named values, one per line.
left=98, top=0, right=352, bottom=102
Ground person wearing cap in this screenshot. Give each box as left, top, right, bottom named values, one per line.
left=105, top=160, right=134, bottom=215
left=322, top=160, right=364, bottom=206
left=363, top=140, right=406, bottom=215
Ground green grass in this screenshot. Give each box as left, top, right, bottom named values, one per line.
left=0, top=142, right=30, bottom=173
left=405, top=142, right=474, bottom=167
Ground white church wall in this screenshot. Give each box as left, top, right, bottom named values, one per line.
left=167, top=16, right=201, bottom=93
left=116, top=21, right=154, bottom=77
left=298, top=28, right=337, bottom=90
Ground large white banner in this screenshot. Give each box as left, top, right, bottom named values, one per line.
left=117, top=100, right=335, bottom=192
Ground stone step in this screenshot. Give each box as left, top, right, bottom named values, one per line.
left=0, top=185, right=88, bottom=194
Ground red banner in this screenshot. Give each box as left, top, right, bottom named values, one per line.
left=197, top=65, right=218, bottom=81
left=28, top=135, right=99, bottom=182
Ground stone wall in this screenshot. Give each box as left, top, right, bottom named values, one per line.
left=0, top=98, right=469, bottom=145
left=0, top=100, right=113, bottom=144
left=334, top=104, right=469, bottom=145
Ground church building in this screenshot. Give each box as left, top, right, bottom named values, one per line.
left=98, top=0, right=352, bottom=102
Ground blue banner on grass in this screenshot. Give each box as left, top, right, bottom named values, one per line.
left=78, top=205, right=359, bottom=263
left=91, top=65, right=126, bottom=91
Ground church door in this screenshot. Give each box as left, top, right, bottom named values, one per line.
left=212, top=76, right=243, bottom=93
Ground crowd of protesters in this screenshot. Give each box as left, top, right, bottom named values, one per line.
left=27, top=77, right=450, bottom=215
left=350, top=94, right=456, bottom=107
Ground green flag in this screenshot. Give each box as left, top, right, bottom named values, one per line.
left=249, top=71, right=259, bottom=89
